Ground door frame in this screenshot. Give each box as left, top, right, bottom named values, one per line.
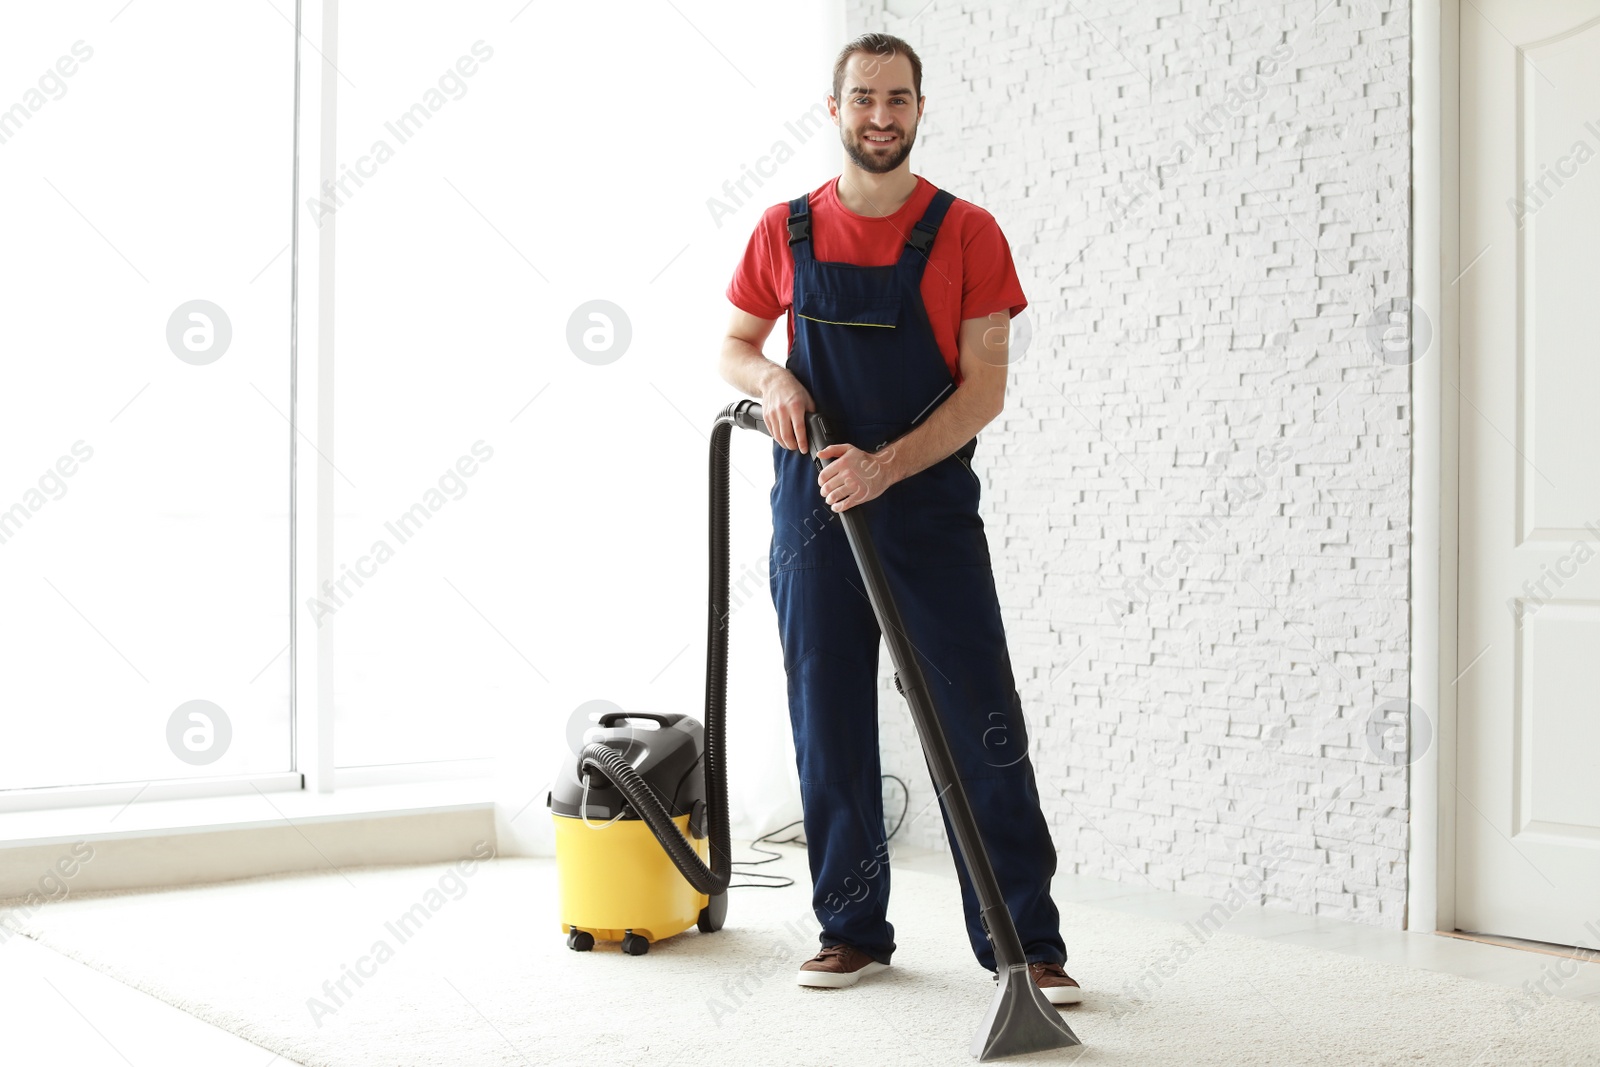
left=1410, top=0, right=1458, bottom=935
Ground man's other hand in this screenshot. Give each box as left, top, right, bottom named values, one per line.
left=816, top=443, right=897, bottom=512
left=761, top=373, right=816, bottom=454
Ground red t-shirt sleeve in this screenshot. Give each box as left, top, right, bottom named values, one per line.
left=725, top=206, right=788, bottom=321
left=959, top=208, right=1028, bottom=321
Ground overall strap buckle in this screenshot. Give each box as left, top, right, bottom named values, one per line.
left=786, top=195, right=811, bottom=245
left=901, top=188, right=957, bottom=260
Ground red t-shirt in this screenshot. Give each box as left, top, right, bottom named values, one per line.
left=725, top=174, right=1028, bottom=388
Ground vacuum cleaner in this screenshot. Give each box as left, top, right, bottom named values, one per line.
left=548, top=401, right=1082, bottom=1060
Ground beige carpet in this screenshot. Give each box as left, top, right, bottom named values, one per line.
left=6, top=850, right=1599, bottom=1066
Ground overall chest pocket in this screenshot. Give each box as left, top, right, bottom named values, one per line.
left=794, top=289, right=901, bottom=329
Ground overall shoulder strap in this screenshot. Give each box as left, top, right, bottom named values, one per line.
left=902, top=188, right=956, bottom=260
left=785, top=194, right=812, bottom=263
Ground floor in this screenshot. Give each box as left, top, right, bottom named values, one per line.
left=3, top=841, right=1596, bottom=1065
left=892, top=845, right=1600, bottom=1008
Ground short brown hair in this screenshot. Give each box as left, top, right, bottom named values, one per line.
left=832, top=33, right=923, bottom=105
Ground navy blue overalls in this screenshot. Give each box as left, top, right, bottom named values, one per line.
left=768, top=185, right=1067, bottom=971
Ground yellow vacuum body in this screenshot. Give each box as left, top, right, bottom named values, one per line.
left=546, top=406, right=765, bottom=956
left=548, top=710, right=723, bottom=955
left=552, top=810, right=709, bottom=944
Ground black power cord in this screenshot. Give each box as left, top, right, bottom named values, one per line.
left=729, top=774, right=910, bottom=889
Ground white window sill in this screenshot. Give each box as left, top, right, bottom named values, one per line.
left=0, top=777, right=492, bottom=851
left=0, top=778, right=497, bottom=900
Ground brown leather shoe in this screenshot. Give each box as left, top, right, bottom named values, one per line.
left=1028, top=961, right=1083, bottom=1005
left=796, top=943, right=889, bottom=988
left=993, top=961, right=1083, bottom=1005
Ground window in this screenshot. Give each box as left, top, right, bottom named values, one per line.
left=0, top=3, right=296, bottom=795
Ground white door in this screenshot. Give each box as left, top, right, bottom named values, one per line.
left=1459, top=0, right=1600, bottom=945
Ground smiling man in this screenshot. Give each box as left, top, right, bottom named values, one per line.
left=717, top=32, right=1080, bottom=1007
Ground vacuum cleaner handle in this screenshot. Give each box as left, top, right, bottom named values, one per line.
left=727, top=398, right=769, bottom=436
left=730, top=399, right=1080, bottom=1059
left=595, top=711, right=678, bottom=730
left=723, top=400, right=832, bottom=468
left=743, top=400, right=1025, bottom=964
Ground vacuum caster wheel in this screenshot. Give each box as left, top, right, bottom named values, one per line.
left=566, top=930, right=594, bottom=952
left=620, top=931, right=649, bottom=956
left=697, top=892, right=727, bottom=933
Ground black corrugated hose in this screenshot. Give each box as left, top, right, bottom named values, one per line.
left=575, top=402, right=756, bottom=897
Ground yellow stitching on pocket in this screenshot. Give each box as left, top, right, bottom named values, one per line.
left=794, top=289, right=901, bottom=328
left=795, top=313, right=897, bottom=328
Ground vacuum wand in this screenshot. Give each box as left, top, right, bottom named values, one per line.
left=729, top=399, right=1080, bottom=1060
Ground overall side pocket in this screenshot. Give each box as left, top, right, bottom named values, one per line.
left=953, top=450, right=981, bottom=492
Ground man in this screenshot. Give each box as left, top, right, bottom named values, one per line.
left=717, top=33, right=1080, bottom=1006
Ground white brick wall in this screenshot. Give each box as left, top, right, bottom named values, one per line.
left=848, top=0, right=1413, bottom=927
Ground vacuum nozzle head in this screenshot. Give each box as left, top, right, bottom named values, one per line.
left=972, top=963, right=1082, bottom=1061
